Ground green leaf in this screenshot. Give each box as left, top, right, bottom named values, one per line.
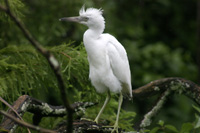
left=150, top=127, right=160, bottom=133
left=180, top=123, right=194, bottom=133
left=165, top=125, right=179, bottom=132
left=194, top=114, right=200, bottom=129
left=193, top=105, right=200, bottom=113
left=158, top=120, right=165, bottom=126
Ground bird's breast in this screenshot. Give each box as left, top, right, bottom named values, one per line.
left=83, top=30, right=111, bottom=70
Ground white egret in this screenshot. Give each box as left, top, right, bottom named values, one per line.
left=60, top=6, right=132, bottom=133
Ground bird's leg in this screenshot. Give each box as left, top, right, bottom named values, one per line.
left=94, top=91, right=111, bottom=124
left=111, top=92, right=123, bottom=133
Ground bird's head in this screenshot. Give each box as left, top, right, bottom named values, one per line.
left=60, top=6, right=105, bottom=30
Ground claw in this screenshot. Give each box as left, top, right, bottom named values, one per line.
left=94, top=118, right=99, bottom=124
left=102, top=124, right=119, bottom=133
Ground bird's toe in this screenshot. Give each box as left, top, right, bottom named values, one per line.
left=80, top=118, right=94, bottom=122
left=111, top=126, right=118, bottom=133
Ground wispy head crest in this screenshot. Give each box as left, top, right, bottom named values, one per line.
left=79, top=5, right=86, bottom=15
left=79, top=5, right=103, bottom=17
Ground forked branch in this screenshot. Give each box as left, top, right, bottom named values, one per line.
left=133, top=77, right=200, bottom=130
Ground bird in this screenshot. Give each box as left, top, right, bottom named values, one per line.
left=60, top=6, right=132, bottom=133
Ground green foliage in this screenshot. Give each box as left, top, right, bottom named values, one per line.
left=0, top=0, right=26, bottom=48
left=149, top=120, right=179, bottom=133
left=0, top=43, right=92, bottom=103
left=0, top=0, right=25, bottom=20
left=193, top=105, right=200, bottom=129
left=0, top=43, right=96, bottom=131
left=148, top=105, right=200, bottom=133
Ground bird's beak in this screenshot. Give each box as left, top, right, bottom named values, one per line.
left=59, top=16, right=81, bottom=23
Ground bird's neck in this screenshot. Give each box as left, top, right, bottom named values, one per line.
left=83, top=28, right=104, bottom=55
left=85, top=25, right=105, bottom=39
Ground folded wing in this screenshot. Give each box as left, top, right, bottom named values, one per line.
left=105, top=34, right=132, bottom=98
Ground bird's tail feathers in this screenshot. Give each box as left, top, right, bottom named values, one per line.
left=121, top=83, right=132, bottom=100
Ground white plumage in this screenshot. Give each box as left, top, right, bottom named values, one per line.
left=60, top=6, right=132, bottom=133
left=87, top=33, right=132, bottom=96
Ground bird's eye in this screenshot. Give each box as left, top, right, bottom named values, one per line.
left=82, top=17, right=89, bottom=21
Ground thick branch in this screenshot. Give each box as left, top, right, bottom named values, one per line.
left=56, top=120, right=124, bottom=133
left=1, top=78, right=200, bottom=132
left=132, top=77, right=200, bottom=130
left=0, top=95, right=96, bottom=132
left=133, top=77, right=200, bottom=105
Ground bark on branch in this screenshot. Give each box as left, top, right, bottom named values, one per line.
left=133, top=77, right=200, bottom=105
left=0, top=95, right=96, bottom=132
left=0, top=110, right=56, bottom=133
left=132, top=77, right=200, bottom=130
left=1, top=77, right=200, bottom=132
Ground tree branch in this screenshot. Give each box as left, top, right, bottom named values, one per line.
left=0, top=4, right=7, bottom=12
left=0, top=110, right=57, bottom=133
left=139, top=89, right=171, bottom=129
left=0, top=1, right=73, bottom=132
left=0, top=95, right=96, bottom=132
left=0, top=97, right=31, bottom=133
left=56, top=120, right=124, bottom=133
left=133, top=77, right=200, bottom=105
left=132, top=77, right=200, bottom=130
left=1, top=78, right=200, bottom=132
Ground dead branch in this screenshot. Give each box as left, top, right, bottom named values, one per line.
left=0, top=110, right=57, bottom=133
left=132, top=77, right=200, bottom=130
left=0, top=96, right=31, bottom=133
left=55, top=119, right=124, bottom=133
left=1, top=78, right=200, bottom=132
left=0, top=95, right=96, bottom=132
left=0, top=95, right=124, bottom=132
left=133, top=77, right=200, bottom=105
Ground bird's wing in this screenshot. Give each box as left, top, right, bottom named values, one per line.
left=104, top=34, right=132, bottom=98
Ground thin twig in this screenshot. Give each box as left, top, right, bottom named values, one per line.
left=61, top=52, right=72, bottom=59
left=0, top=110, right=57, bottom=133
left=0, top=97, right=23, bottom=119
left=0, top=1, right=74, bottom=132
left=0, top=4, right=7, bottom=11
left=139, top=89, right=171, bottom=129
left=0, top=97, right=31, bottom=133
left=4, top=0, right=10, bottom=9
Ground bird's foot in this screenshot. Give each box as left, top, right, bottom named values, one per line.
left=94, top=117, right=99, bottom=124
left=80, top=118, right=100, bottom=125
left=111, top=123, right=119, bottom=133
left=102, top=123, right=119, bottom=133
